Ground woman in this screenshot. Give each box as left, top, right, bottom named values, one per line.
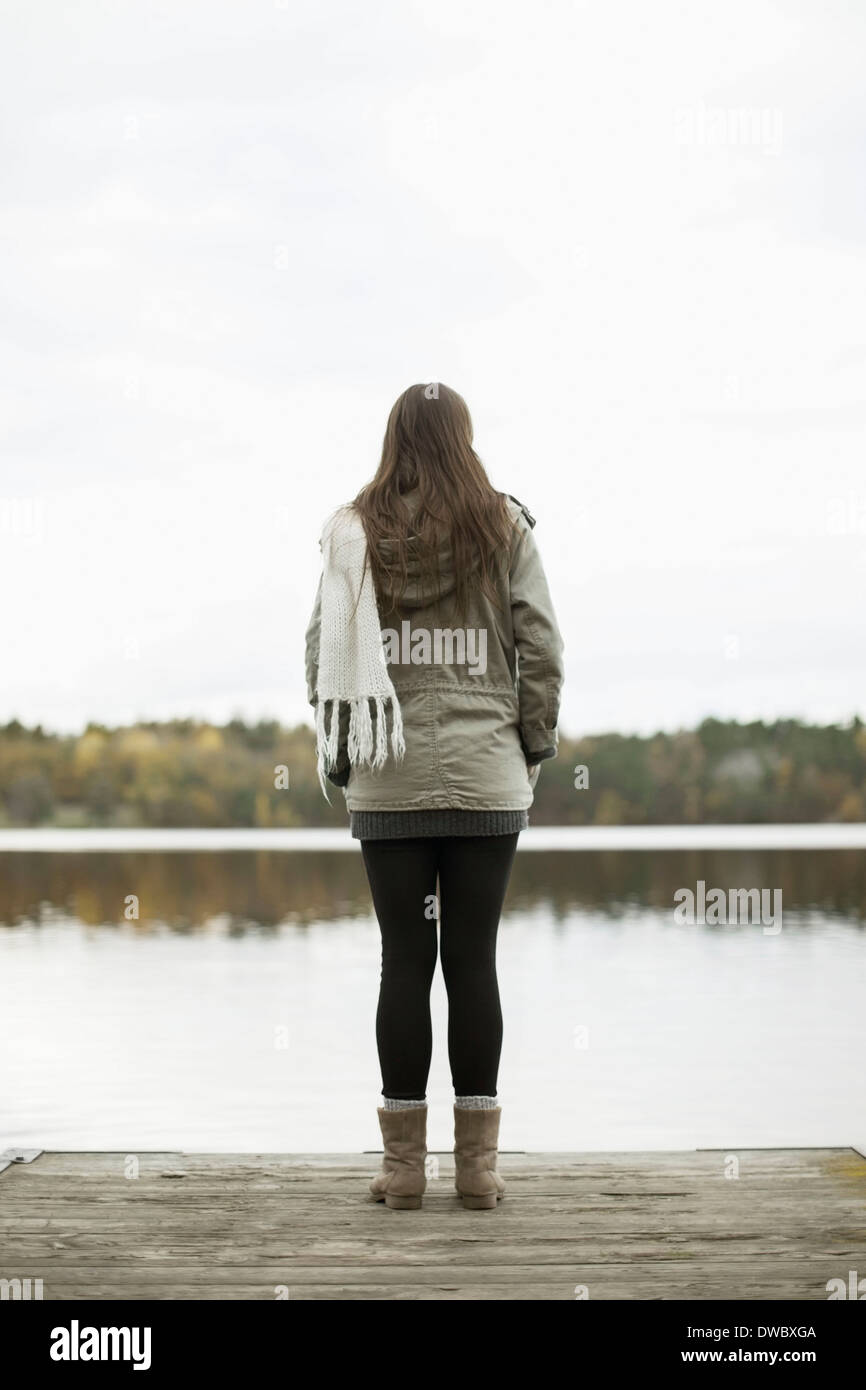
left=305, top=383, right=564, bottom=1209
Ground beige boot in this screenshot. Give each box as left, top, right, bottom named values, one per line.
left=369, top=1105, right=427, bottom=1210
left=453, top=1105, right=506, bottom=1210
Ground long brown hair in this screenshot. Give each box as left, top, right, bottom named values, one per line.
left=353, top=383, right=516, bottom=617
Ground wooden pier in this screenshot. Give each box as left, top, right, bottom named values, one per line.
left=2, top=1148, right=864, bottom=1300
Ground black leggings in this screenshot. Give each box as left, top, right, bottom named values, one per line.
left=360, top=833, right=519, bottom=1100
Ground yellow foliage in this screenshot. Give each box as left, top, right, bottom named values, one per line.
left=116, top=728, right=159, bottom=757
left=74, top=730, right=107, bottom=770
left=187, top=789, right=221, bottom=823
left=836, top=791, right=865, bottom=822
left=594, top=789, right=629, bottom=825
left=195, top=726, right=224, bottom=752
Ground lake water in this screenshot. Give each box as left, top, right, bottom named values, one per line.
left=1, top=832, right=864, bottom=1156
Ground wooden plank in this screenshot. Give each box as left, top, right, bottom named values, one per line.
left=1, top=1149, right=862, bottom=1302
left=0, top=1259, right=854, bottom=1284
left=1, top=1192, right=857, bottom=1213
left=4, top=1200, right=862, bottom=1226
left=11, top=1150, right=861, bottom=1173
left=0, top=1262, right=852, bottom=1299
left=18, top=1283, right=839, bottom=1302
left=7, top=1167, right=858, bottom=1186
left=10, top=1169, right=855, bottom=1186
left=3, top=1245, right=860, bottom=1268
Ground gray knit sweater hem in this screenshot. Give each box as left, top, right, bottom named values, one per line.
left=351, top=808, right=528, bottom=840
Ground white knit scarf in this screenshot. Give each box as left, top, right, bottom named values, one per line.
left=314, top=504, right=405, bottom=798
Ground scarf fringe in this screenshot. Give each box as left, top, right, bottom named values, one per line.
left=389, top=693, right=405, bottom=762
left=316, top=694, right=405, bottom=798
left=315, top=698, right=331, bottom=803
left=348, top=696, right=374, bottom=765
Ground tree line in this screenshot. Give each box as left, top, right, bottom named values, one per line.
left=1, top=715, right=865, bottom=828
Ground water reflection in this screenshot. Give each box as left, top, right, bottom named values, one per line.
left=1, top=849, right=864, bottom=931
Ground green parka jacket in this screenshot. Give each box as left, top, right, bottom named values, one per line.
left=304, top=490, right=564, bottom=812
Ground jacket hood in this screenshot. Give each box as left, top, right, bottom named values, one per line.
left=370, top=487, right=481, bottom=610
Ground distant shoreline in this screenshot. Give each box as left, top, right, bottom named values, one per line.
left=2, top=824, right=866, bottom=852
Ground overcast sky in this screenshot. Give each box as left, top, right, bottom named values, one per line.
left=1, top=0, right=864, bottom=739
